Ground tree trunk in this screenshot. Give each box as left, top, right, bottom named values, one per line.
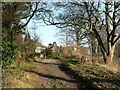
left=76, top=29, right=81, bottom=50
left=106, top=44, right=116, bottom=65
left=66, top=31, right=69, bottom=47
left=91, top=34, right=96, bottom=57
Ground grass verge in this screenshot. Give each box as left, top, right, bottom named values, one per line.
left=2, top=61, right=41, bottom=88
left=60, top=59, right=120, bottom=89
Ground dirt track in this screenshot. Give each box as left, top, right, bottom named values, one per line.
left=31, top=59, right=79, bottom=88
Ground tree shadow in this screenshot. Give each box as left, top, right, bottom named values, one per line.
left=34, top=61, right=61, bottom=66
left=90, top=77, right=120, bottom=87
left=59, top=64, right=120, bottom=89
left=23, top=69, right=78, bottom=84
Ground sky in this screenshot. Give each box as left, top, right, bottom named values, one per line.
left=27, top=20, right=60, bottom=46
left=27, top=2, right=120, bottom=47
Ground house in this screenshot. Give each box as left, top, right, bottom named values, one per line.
left=35, top=42, right=46, bottom=58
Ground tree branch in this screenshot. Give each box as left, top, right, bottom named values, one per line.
left=21, top=3, right=38, bottom=29
left=93, top=24, right=107, bottom=53
left=112, top=35, right=120, bottom=45
left=117, top=18, right=120, bottom=25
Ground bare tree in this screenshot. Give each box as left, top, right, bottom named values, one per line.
left=33, top=2, right=120, bottom=66
left=82, top=1, right=120, bottom=65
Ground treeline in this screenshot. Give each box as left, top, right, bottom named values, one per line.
left=2, top=2, right=120, bottom=68
left=40, top=2, right=120, bottom=66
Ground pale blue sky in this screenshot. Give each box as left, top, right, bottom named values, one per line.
left=26, top=2, right=120, bottom=47
left=27, top=3, right=64, bottom=46
left=27, top=20, right=60, bottom=46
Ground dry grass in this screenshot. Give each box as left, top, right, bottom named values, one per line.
left=2, top=60, right=42, bottom=88
left=61, top=58, right=120, bottom=89
left=100, top=64, right=119, bottom=73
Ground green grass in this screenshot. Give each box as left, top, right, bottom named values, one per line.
left=62, top=60, right=120, bottom=89
left=18, top=61, right=38, bottom=71
left=2, top=61, right=41, bottom=88
left=2, top=67, right=33, bottom=88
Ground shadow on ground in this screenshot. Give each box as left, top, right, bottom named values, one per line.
left=34, top=61, right=61, bottom=66
left=59, top=64, right=120, bottom=90
left=34, top=59, right=61, bottom=65
left=23, top=69, right=78, bottom=85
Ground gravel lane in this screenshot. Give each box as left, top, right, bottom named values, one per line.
left=33, top=59, right=79, bottom=88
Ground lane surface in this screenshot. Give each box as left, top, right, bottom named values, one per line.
left=34, top=59, right=78, bottom=88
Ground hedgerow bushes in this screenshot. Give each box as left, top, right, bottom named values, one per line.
left=2, top=37, right=18, bottom=68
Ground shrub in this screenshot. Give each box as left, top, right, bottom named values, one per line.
left=49, top=52, right=60, bottom=59
left=2, top=37, right=18, bottom=68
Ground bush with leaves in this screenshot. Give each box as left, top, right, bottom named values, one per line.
left=49, top=52, right=60, bottom=59
left=2, top=37, right=18, bottom=68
